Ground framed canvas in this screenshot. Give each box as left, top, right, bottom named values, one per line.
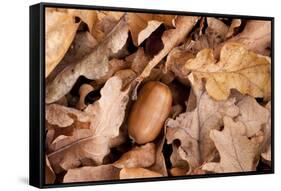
left=29, top=2, right=274, bottom=188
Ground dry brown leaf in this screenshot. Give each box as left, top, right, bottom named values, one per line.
left=45, top=156, right=56, bottom=184
left=126, top=48, right=150, bottom=74
left=119, top=167, right=163, bottom=179
left=91, top=11, right=124, bottom=42
left=261, top=101, right=271, bottom=162
left=45, top=8, right=80, bottom=77
left=226, top=19, right=242, bottom=38
left=46, top=104, right=91, bottom=128
left=185, top=43, right=271, bottom=101
left=148, top=128, right=168, bottom=176
left=127, top=13, right=175, bottom=46
left=216, top=20, right=271, bottom=56
left=48, top=76, right=131, bottom=173
left=113, top=143, right=156, bottom=168
left=166, top=76, right=239, bottom=171
left=46, top=17, right=129, bottom=103
left=236, top=96, right=270, bottom=137
left=136, top=16, right=199, bottom=83
left=202, top=117, right=264, bottom=173
left=207, top=17, right=229, bottom=38
left=45, top=8, right=97, bottom=77
left=63, top=165, right=120, bottom=183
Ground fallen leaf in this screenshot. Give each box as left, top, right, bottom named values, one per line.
left=148, top=128, right=168, bottom=176
left=45, top=8, right=80, bottom=77
left=236, top=96, right=270, bottom=137
left=46, top=156, right=56, bottom=184
left=113, top=143, right=156, bottom=168
left=137, top=16, right=199, bottom=83
left=127, top=13, right=175, bottom=46
left=119, top=167, right=163, bottom=179
left=261, top=101, right=271, bottom=162
left=63, top=165, right=120, bottom=183
left=202, top=117, right=264, bottom=173
left=166, top=76, right=239, bottom=170
left=215, top=20, right=271, bottom=56
left=46, top=17, right=129, bottom=103
left=185, top=43, right=271, bottom=101
left=48, top=76, right=131, bottom=173
left=46, top=104, right=91, bottom=128
left=226, top=19, right=242, bottom=38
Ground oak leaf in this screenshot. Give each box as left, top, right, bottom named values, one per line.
left=119, top=167, right=163, bottom=179
left=166, top=77, right=239, bottom=171
left=46, top=17, right=129, bottom=103
left=63, top=165, right=120, bottom=183
left=127, top=13, right=175, bottom=46
left=215, top=20, right=271, bottom=57
left=185, top=43, right=271, bottom=101
left=202, top=117, right=264, bottom=173
left=48, top=76, right=131, bottom=173
left=113, top=143, right=156, bottom=168
left=236, top=96, right=270, bottom=137
left=45, top=8, right=96, bottom=77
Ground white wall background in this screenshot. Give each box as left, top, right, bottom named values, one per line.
left=0, top=0, right=279, bottom=190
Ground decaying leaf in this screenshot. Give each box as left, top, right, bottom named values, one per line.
left=202, top=117, right=264, bottom=173
left=185, top=43, right=271, bottom=101
left=63, top=165, right=120, bottom=183
left=113, top=143, right=156, bottom=168
left=48, top=76, right=131, bottom=173
left=46, top=17, right=129, bottom=103
left=119, top=167, right=163, bottom=179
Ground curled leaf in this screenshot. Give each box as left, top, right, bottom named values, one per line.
left=48, top=76, right=131, bottom=173
left=46, top=17, right=129, bottom=103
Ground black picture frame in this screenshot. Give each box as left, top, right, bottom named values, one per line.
left=29, top=2, right=275, bottom=189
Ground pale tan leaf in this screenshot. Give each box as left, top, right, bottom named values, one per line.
left=216, top=20, right=271, bottom=56
left=261, top=101, right=271, bottom=162
left=236, top=96, right=270, bottom=137
left=119, top=167, right=163, bottom=179
left=45, top=8, right=80, bottom=77
left=63, top=165, right=120, bottom=183
left=46, top=104, right=91, bottom=128
left=113, top=143, right=155, bottom=168
left=127, top=13, right=175, bottom=46
left=48, top=76, right=131, bottom=173
left=46, top=17, right=129, bottom=103
left=202, top=117, right=264, bottom=173
left=226, top=19, right=242, bottom=38
left=186, top=43, right=271, bottom=101
left=166, top=77, right=239, bottom=170
left=137, top=16, right=199, bottom=82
